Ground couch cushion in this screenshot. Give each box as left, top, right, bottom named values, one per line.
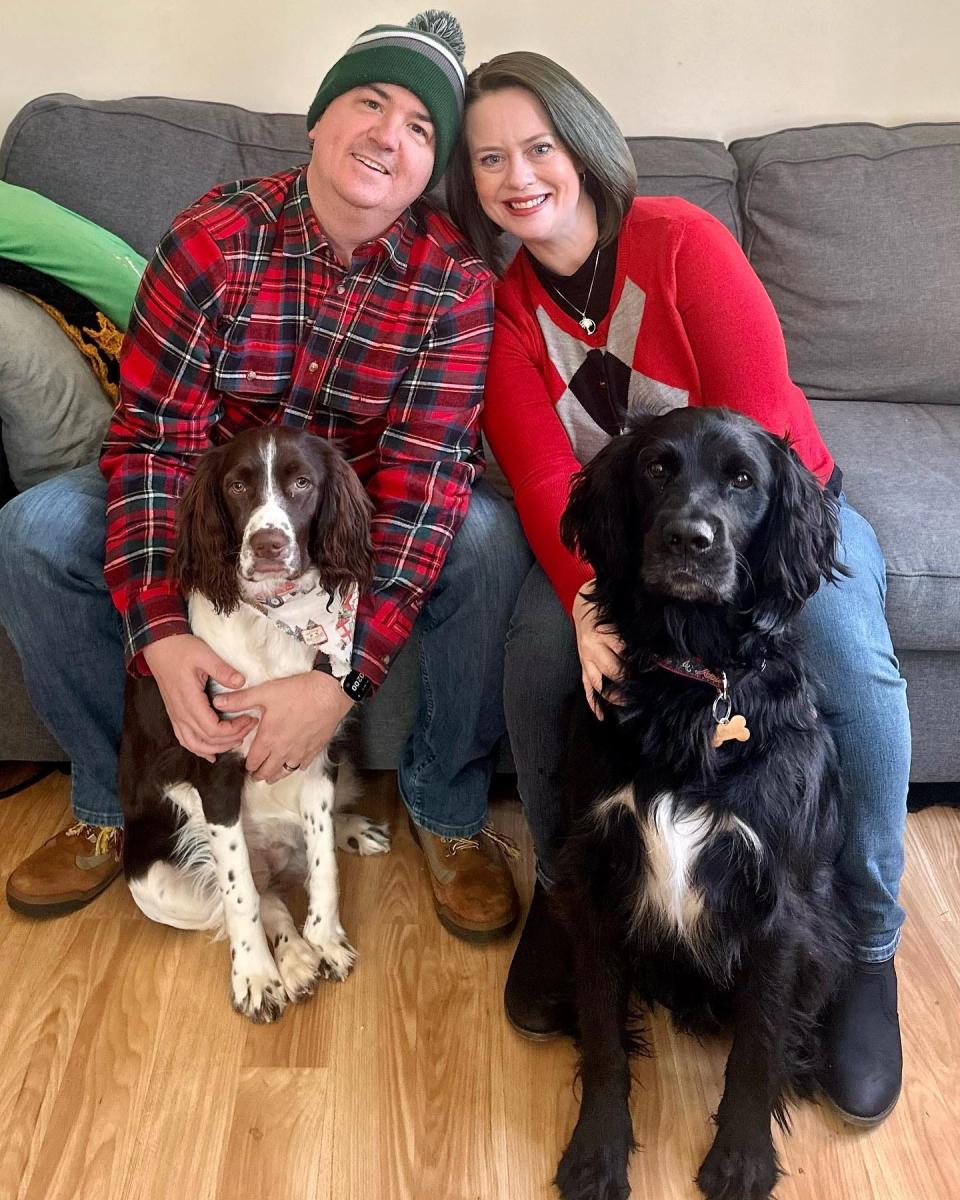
left=0, top=94, right=311, bottom=258
left=0, top=284, right=113, bottom=491
left=627, top=136, right=740, bottom=240
left=731, top=123, right=960, bottom=404
left=810, top=398, right=960, bottom=651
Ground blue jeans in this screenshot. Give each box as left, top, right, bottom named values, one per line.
left=0, top=464, right=531, bottom=837
left=503, top=497, right=909, bottom=963
left=398, top=481, right=532, bottom=837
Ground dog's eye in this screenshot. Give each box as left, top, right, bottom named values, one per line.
left=646, top=461, right=667, bottom=479
left=732, top=472, right=753, bottom=490
left=293, top=476, right=312, bottom=491
left=228, top=480, right=246, bottom=494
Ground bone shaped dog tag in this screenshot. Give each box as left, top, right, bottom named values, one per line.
left=712, top=713, right=751, bottom=748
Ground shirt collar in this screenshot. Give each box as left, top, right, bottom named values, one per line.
left=282, top=167, right=413, bottom=276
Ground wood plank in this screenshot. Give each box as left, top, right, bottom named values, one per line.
left=18, top=919, right=173, bottom=1200
left=0, top=917, right=124, bottom=1200
left=218, top=1068, right=334, bottom=1200
left=124, top=929, right=246, bottom=1200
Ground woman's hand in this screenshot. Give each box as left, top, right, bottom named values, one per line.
left=572, top=584, right=625, bottom=720
left=213, top=671, right=354, bottom=784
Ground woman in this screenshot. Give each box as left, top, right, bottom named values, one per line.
left=446, top=52, right=909, bottom=1126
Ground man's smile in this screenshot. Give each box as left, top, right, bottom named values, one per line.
left=352, top=153, right=390, bottom=175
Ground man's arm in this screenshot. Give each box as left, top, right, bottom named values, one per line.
left=102, top=217, right=256, bottom=759
left=101, top=216, right=226, bottom=664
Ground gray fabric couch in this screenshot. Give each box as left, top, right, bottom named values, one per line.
left=1, top=94, right=958, bottom=780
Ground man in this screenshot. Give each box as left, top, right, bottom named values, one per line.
left=0, top=12, right=531, bottom=941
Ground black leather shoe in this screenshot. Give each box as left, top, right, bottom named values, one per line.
left=504, top=879, right=577, bottom=1040
left=821, top=956, right=902, bottom=1126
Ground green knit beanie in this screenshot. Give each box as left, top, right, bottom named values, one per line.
left=307, top=10, right=467, bottom=191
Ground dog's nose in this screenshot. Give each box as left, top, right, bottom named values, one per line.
left=250, top=528, right=288, bottom=560
left=664, top=518, right=714, bottom=555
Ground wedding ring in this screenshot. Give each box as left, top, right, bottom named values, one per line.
left=282, top=761, right=300, bottom=772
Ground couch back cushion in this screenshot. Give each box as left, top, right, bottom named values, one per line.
left=627, top=136, right=740, bottom=240
left=730, top=122, right=960, bottom=404
left=0, top=94, right=311, bottom=258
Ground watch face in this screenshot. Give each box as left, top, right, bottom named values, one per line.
left=344, top=671, right=372, bottom=701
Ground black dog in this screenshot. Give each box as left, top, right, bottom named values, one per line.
left=551, top=407, right=854, bottom=1200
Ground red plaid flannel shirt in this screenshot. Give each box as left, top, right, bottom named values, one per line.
left=101, top=167, right=494, bottom=687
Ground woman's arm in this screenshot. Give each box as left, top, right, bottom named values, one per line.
left=673, top=212, right=834, bottom=483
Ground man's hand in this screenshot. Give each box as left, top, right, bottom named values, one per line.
left=143, top=634, right=257, bottom=762
left=572, top=583, right=626, bottom=721
left=213, top=671, right=354, bottom=784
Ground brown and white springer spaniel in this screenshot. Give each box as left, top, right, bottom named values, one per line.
left=119, top=426, right=389, bottom=1023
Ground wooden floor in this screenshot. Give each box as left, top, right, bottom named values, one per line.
left=0, top=764, right=957, bottom=1200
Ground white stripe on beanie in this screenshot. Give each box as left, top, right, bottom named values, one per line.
left=349, top=28, right=466, bottom=89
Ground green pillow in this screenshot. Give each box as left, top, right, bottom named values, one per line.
left=0, top=181, right=146, bottom=330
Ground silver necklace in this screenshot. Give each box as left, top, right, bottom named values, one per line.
left=546, top=245, right=600, bottom=335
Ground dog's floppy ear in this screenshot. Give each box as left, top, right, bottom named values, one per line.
left=171, top=445, right=241, bottom=614
left=311, top=449, right=375, bottom=595
left=751, top=434, right=848, bottom=635
left=561, top=432, right=643, bottom=584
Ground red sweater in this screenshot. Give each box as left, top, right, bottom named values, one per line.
left=483, top=197, right=835, bottom=612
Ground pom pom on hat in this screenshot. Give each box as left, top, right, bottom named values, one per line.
left=307, top=10, right=467, bottom=191
left=406, top=9, right=466, bottom=60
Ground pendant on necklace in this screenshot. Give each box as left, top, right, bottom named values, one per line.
left=579, top=316, right=597, bottom=335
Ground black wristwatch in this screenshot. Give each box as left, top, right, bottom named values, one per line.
left=342, top=670, right=374, bottom=703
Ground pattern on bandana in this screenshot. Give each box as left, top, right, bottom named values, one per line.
left=246, top=575, right=358, bottom=679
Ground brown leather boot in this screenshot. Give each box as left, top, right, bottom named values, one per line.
left=6, top=822, right=124, bottom=917
left=409, top=818, right=520, bottom=943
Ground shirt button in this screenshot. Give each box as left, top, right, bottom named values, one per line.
left=308, top=362, right=319, bottom=373
left=246, top=370, right=257, bottom=380
left=337, top=284, right=346, bottom=295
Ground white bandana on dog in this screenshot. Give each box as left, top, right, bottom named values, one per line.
left=243, top=571, right=358, bottom=679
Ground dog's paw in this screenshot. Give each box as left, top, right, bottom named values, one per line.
left=304, top=925, right=358, bottom=982
left=273, top=933, right=325, bottom=1002
left=230, top=965, right=287, bottom=1024
left=555, top=1120, right=632, bottom=1200
left=696, top=1129, right=781, bottom=1200
left=335, top=812, right=390, bottom=856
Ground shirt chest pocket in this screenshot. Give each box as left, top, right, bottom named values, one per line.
left=317, top=322, right=424, bottom=419
left=213, top=312, right=297, bottom=404
left=213, top=349, right=293, bottom=404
